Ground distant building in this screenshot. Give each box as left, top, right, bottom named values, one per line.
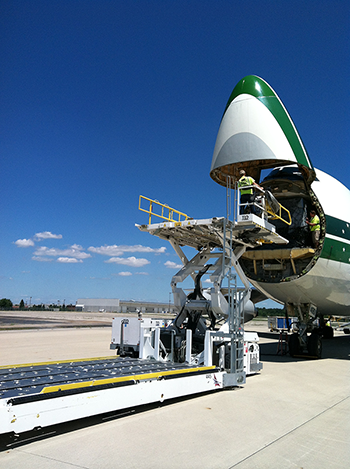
left=76, top=298, right=174, bottom=314
left=76, top=299, right=120, bottom=312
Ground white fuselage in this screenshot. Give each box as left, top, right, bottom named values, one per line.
left=248, top=168, right=350, bottom=315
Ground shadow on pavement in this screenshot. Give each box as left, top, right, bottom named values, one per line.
left=258, top=332, right=350, bottom=363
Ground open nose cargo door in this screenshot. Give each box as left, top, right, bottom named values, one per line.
left=210, top=75, right=316, bottom=186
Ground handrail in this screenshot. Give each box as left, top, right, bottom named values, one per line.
left=237, top=186, right=292, bottom=226
left=139, top=195, right=190, bottom=225
left=265, top=201, right=292, bottom=226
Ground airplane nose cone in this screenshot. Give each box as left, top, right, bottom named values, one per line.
left=225, top=75, right=273, bottom=107
left=210, top=75, right=315, bottom=186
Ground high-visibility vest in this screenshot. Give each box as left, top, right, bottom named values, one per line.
left=310, top=215, right=320, bottom=231
left=238, top=176, right=254, bottom=195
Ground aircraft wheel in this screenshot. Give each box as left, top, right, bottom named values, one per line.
left=288, top=333, right=300, bottom=357
left=322, top=325, right=334, bottom=339
left=307, top=332, right=322, bottom=358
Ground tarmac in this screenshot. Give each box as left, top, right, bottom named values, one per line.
left=0, top=312, right=349, bottom=468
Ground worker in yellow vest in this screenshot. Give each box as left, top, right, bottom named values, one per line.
left=306, top=209, right=320, bottom=248
left=238, top=169, right=263, bottom=214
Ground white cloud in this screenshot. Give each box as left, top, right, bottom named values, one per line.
left=121, top=245, right=166, bottom=254
left=117, top=271, right=133, bottom=276
left=32, top=256, right=53, bottom=262
left=15, top=238, right=35, bottom=248
left=105, top=256, right=150, bottom=267
left=135, top=272, right=149, bottom=276
left=34, top=231, right=63, bottom=240
left=71, top=244, right=83, bottom=249
left=15, top=231, right=63, bottom=248
left=88, top=244, right=166, bottom=256
left=88, top=245, right=124, bottom=256
left=33, top=246, right=91, bottom=259
left=90, top=276, right=111, bottom=280
left=57, top=257, right=83, bottom=263
left=164, top=260, right=182, bottom=269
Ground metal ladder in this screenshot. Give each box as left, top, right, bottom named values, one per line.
left=227, top=273, right=246, bottom=375
left=222, top=176, right=246, bottom=384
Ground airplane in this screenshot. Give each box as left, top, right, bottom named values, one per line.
left=210, top=75, right=350, bottom=358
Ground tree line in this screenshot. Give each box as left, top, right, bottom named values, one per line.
left=0, top=298, right=13, bottom=309
left=0, top=298, right=74, bottom=311
left=256, top=307, right=285, bottom=317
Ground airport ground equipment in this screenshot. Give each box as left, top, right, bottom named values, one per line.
left=0, top=309, right=261, bottom=436
left=110, top=317, right=172, bottom=357
left=110, top=317, right=261, bottom=376
left=339, top=322, right=350, bottom=334
left=268, top=316, right=298, bottom=332
left=0, top=357, right=222, bottom=436
left=0, top=191, right=286, bottom=437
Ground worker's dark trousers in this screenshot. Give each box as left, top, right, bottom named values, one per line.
left=240, top=194, right=254, bottom=214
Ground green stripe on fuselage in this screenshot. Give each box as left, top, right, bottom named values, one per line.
left=325, top=214, right=350, bottom=241
left=321, top=214, right=350, bottom=264
left=321, top=236, right=350, bottom=264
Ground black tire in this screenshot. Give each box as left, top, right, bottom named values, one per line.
left=307, top=332, right=322, bottom=358
left=288, top=333, right=300, bottom=357
left=322, top=325, right=334, bottom=339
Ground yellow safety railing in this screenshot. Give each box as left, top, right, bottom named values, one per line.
left=139, top=195, right=190, bottom=225
left=266, top=201, right=292, bottom=226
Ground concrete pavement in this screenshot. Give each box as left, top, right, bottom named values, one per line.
left=0, top=320, right=349, bottom=468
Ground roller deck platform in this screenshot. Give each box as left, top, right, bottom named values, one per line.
left=136, top=215, right=288, bottom=250
left=0, top=357, right=222, bottom=435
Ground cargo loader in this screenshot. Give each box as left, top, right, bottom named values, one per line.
left=1, top=189, right=290, bottom=439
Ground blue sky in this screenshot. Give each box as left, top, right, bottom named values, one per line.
left=1, top=1, right=349, bottom=306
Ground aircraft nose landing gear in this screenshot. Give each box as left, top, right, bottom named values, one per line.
left=288, top=331, right=322, bottom=359
left=287, top=303, right=323, bottom=359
